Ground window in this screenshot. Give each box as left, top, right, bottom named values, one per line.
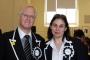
left=44, top=0, right=79, bottom=27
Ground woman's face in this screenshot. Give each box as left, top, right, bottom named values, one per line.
left=50, top=19, right=67, bottom=38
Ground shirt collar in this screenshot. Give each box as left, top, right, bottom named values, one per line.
left=47, top=37, right=67, bottom=49
left=18, top=27, right=32, bottom=39
left=47, top=38, right=56, bottom=49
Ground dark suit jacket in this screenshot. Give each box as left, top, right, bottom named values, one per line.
left=0, top=33, right=4, bottom=60
left=1, top=28, right=45, bottom=60
left=44, top=38, right=88, bottom=60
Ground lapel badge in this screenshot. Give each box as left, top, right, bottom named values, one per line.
left=9, top=39, right=16, bottom=45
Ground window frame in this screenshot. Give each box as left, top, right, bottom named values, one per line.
left=44, top=0, right=79, bottom=27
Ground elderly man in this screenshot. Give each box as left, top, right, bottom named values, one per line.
left=2, top=6, right=45, bottom=60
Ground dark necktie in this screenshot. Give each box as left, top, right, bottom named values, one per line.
left=24, top=35, right=31, bottom=60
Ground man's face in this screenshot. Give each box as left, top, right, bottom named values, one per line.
left=20, top=7, right=36, bottom=30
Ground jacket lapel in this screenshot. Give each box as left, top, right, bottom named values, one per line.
left=13, top=29, right=26, bottom=60
left=32, top=33, right=37, bottom=47
left=45, top=45, right=52, bottom=60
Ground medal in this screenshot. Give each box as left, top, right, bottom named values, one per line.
left=32, top=33, right=43, bottom=60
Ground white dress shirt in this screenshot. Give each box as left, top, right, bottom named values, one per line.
left=47, top=38, right=67, bottom=60
left=18, top=27, right=32, bottom=48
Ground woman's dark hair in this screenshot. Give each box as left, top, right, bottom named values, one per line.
left=47, top=14, right=71, bottom=40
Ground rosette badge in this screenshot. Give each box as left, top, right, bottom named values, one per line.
left=63, top=42, right=74, bottom=60
left=33, top=47, right=42, bottom=60
left=64, top=46, right=73, bottom=56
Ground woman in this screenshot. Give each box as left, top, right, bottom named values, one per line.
left=44, top=14, right=88, bottom=60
